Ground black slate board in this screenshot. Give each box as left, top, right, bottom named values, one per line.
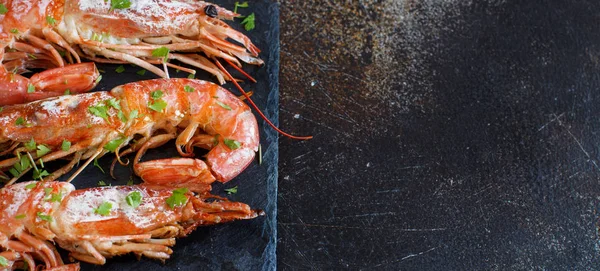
left=43, top=1, right=278, bottom=270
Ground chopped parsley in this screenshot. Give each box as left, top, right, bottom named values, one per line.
left=241, top=13, right=256, bottom=31
left=94, top=202, right=112, bottom=216
left=88, top=104, right=109, bottom=122
left=126, top=191, right=142, bottom=208
left=14, top=214, right=25, bottom=219
left=27, top=84, right=35, bottom=93
left=127, top=177, right=134, bottom=186
left=128, top=110, right=139, bottom=120
left=94, top=158, right=105, bottom=173
left=46, top=16, right=56, bottom=25
left=104, top=138, right=125, bottom=152
left=224, top=138, right=241, bottom=150
left=136, top=69, right=146, bottom=76
left=224, top=186, right=238, bottom=195
left=0, top=255, right=7, bottom=267
left=62, top=140, right=71, bottom=151
left=115, top=65, right=125, bottom=73
left=98, top=180, right=108, bottom=186
left=187, top=73, right=195, bottom=79
left=110, top=0, right=131, bottom=10
left=215, top=100, right=232, bottom=111
left=10, top=28, right=18, bottom=34
left=24, top=138, right=36, bottom=151
left=9, top=155, right=30, bottom=177
left=148, top=99, right=167, bottom=112
left=36, top=144, right=51, bottom=157
left=15, top=117, right=25, bottom=126
left=33, top=169, right=49, bottom=180
left=233, top=1, right=248, bottom=14
left=49, top=192, right=62, bottom=202
left=150, top=90, right=164, bottom=100
left=25, top=182, right=37, bottom=189
left=106, top=98, right=121, bottom=110
left=184, top=85, right=195, bottom=93
left=165, top=188, right=189, bottom=208
left=151, top=46, right=170, bottom=62
left=44, top=187, right=53, bottom=196
left=37, top=212, right=53, bottom=222
left=95, top=75, right=102, bottom=85
left=0, top=4, right=7, bottom=15
left=64, top=89, right=71, bottom=95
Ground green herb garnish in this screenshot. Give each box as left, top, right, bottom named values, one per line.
left=88, top=104, right=109, bottom=122
left=150, top=90, right=163, bottom=99
left=136, top=69, right=146, bottom=76
left=62, top=140, right=71, bottom=151
left=94, top=158, right=105, bottom=173
left=225, top=186, right=238, bottom=195
left=104, top=138, right=125, bottom=152
left=46, top=16, right=56, bottom=25
left=233, top=1, right=248, bottom=14
left=25, top=182, right=37, bottom=189
left=110, top=0, right=131, bottom=10
left=148, top=100, right=167, bottom=112
left=37, top=212, right=53, bottom=222
left=151, top=46, right=170, bottom=62
left=215, top=100, right=232, bottom=111
left=94, top=202, right=112, bottom=216
left=165, top=188, right=189, bottom=208
left=241, top=13, right=256, bottom=31
left=0, top=4, right=8, bottom=15
left=126, top=191, right=142, bottom=208
left=14, top=214, right=25, bottom=219
left=115, top=65, right=125, bottom=73
left=27, top=84, right=35, bottom=93
left=36, top=144, right=51, bottom=157
left=184, top=85, right=195, bottom=93
left=223, top=138, right=241, bottom=150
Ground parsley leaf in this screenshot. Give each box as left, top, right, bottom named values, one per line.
left=224, top=138, right=241, bottom=150
left=184, top=85, right=195, bottom=93
left=165, top=188, right=189, bottom=208
left=37, top=212, right=53, bottom=222
left=36, top=144, right=51, bottom=157
left=234, top=1, right=249, bottom=14
left=98, top=180, right=108, bottom=186
left=215, top=100, right=232, bottom=111
left=128, top=110, right=139, bottom=120
left=94, top=158, right=105, bottom=173
left=88, top=104, right=109, bottom=122
left=27, top=84, right=35, bottom=93
left=64, top=89, right=71, bottom=95
left=0, top=4, right=7, bottom=15
left=150, top=90, right=163, bottom=100
left=187, top=73, right=195, bottom=79
left=148, top=99, right=167, bottom=112
left=115, top=65, right=125, bottom=73
left=33, top=169, right=49, bottom=180
left=241, top=13, right=256, bottom=31
left=24, top=138, right=36, bottom=151
left=15, top=117, right=25, bottom=126
left=14, top=214, right=25, bottom=219
left=104, top=138, right=125, bottom=152
left=111, top=0, right=131, bottom=10
left=94, top=202, right=112, bottom=216
left=225, top=186, right=238, bottom=195
left=25, top=182, right=37, bottom=189
left=106, top=98, right=121, bottom=110
left=136, top=69, right=146, bottom=76
left=46, top=16, right=56, bottom=25
left=126, top=191, right=142, bottom=208
left=151, top=46, right=170, bottom=62
left=62, top=140, right=71, bottom=151
left=0, top=255, right=7, bottom=267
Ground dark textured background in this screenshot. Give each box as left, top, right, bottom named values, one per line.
left=278, top=1, right=600, bottom=269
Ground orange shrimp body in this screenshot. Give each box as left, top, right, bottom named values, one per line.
left=0, top=78, right=259, bottom=186
left=0, top=181, right=260, bottom=269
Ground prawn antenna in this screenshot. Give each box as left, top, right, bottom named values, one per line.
left=214, top=59, right=313, bottom=140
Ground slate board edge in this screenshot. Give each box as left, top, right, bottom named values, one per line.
left=261, top=2, right=279, bottom=271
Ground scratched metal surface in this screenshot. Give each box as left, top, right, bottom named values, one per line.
left=279, top=0, right=600, bottom=269
left=37, top=1, right=278, bottom=270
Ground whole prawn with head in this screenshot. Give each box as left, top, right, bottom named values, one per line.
left=0, top=0, right=265, bottom=106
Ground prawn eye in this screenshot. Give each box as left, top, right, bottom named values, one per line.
left=204, top=5, right=218, bottom=18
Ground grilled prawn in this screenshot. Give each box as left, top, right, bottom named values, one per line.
left=0, top=0, right=262, bottom=105
left=0, top=181, right=261, bottom=269
left=0, top=78, right=259, bottom=188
